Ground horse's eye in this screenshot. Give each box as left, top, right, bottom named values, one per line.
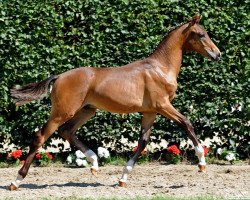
left=198, top=33, right=205, bottom=38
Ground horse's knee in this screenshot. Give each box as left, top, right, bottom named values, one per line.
left=32, top=130, right=45, bottom=148
left=142, top=129, right=151, bottom=142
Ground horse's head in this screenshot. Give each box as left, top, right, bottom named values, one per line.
left=183, top=15, right=221, bottom=61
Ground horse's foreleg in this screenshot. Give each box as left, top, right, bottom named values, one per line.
left=9, top=118, right=62, bottom=190
left=159, top=102, right=206, bottom=172
left=119, top=113, right=156, bottom=187
left=58, top=107, right=99, bottom=175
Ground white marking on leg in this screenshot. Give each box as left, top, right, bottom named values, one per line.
left=195, top=144, right=206, bottom=165
left=11, top=174, right=23, bottom=188
left=120, top=159, right=134, bottom=183
left=84, top=150, right=99, bottom=171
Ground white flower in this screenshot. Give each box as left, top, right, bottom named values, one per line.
left=97, top=147, right=110, bottom=158
left=66, top=155, right=73, bottom=164
left=82, top=160, right=88, bottom=167
left=76, top=158, right=88, bottom=167
left=231, top=103, right=242, bottom=112
left=75, top=150, right=86, bottom=159
left=38, top=148, right=46, bottom=153
left=189, top=105, right=193, bottom=111
left=231, top=106, right=236, bottom=112
left=225, top=153, right=236, bottom=161
left=216, top=148, right=222, bottom=155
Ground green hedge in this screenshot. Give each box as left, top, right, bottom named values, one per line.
left=0, top=0, right=249, bottom=157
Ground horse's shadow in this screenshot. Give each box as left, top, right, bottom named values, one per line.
left=2, top=182, right=105, bottom=190
left=169, top=184, right=185, bottom=189
left=23, top=182, right=105, bottom=189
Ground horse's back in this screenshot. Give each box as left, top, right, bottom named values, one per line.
left=50, top=59, right=162, bottom=114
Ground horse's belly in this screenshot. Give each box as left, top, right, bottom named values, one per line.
left=90, top=93, right=144, bottom=114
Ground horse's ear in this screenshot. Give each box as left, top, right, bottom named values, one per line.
left=191, top=15, right=202, bottom=26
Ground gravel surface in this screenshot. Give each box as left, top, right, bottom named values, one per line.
left=0, top=163, right=249, bottom=199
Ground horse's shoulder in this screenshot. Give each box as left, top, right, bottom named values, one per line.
left=141, top=61, right=178, bottom=93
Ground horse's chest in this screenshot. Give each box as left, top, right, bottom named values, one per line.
left=152, top=67, right=177, bottom=93
left=153, top=73, right=177, bottom=94
left=163, top=74, right=177, bottom=93
left=146, top=74, right=177, bottom=104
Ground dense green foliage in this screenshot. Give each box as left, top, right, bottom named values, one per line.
left=0, top=0, right=249, bottom=157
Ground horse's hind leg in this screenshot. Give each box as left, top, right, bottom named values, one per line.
left=9, top=116, right=68, bottom=190
left=58, top=106, right=99, bottom=175
left=119, top=112, right=156, bottom=187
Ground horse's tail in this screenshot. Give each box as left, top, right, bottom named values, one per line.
left=10, top=75, right=59, bottom=106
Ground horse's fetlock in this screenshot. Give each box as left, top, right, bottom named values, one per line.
left=195, top=144, right=204, bottom=157
left=17, top=171, right=26, bottom=179
left=125, top=165, right=133, bottom=173
left=124, top=160, right=134, bottom=173
left=85, top=150, right=98, bottom=170
left=11, top=173, right=24, bottom=189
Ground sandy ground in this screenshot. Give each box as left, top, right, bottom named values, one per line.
left=0, top=163, right=249, bottom=199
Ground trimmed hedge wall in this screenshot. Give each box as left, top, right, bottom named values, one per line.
left=0, top=0, right=249, bottom=157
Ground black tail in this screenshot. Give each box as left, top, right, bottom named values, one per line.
left=10, top=75, right=59, bottom=106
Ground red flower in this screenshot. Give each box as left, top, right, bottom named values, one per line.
left=133, top=146, right=147, bottom=154
left=36, top=153, right=41, bottom=159
left=202, top=145, right=209, bottom=156
left=11, top=150, right=22, bottom=159
left=45, top=152, right=53, bottom=160
left=167, top=145, right=180, bottom=155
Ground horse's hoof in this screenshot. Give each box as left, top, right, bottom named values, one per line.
left=119, top=180, right=127, bottom=187
left=8, top=183, right=18, bottom=191
left=198, top=164, right=206, bottom=172
left=90, top=168, right=98, bottom=177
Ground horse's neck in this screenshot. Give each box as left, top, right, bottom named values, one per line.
left=149, top=25, right=187, bottom=78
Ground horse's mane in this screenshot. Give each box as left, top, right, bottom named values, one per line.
left=149, top=20, right=189, bottom=55
left=166, top=21, right=187, bottom=36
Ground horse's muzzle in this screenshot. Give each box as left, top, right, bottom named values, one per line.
left=214, top=52, right=221, bottom=61
left=206, top=48, right=221, bottom=61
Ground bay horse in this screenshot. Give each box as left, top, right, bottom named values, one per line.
left=9, top=15, right=221, bottom=190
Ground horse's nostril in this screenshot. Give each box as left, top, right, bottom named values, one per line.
left=215, top=52, right=221, bottom=61
left=218, top=52, right=222, bottom=58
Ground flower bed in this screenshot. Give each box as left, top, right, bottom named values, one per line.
left=0, top=144, right=245, bottom=168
